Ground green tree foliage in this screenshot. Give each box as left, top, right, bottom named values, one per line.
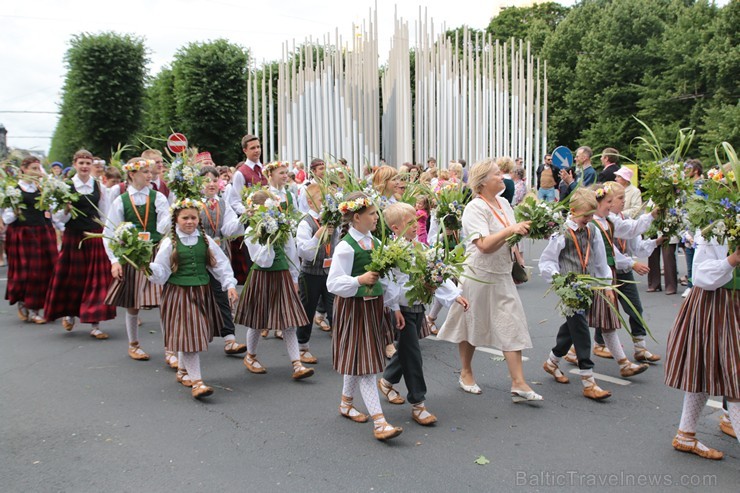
left=486, top=1, right=569, bottom=54
left=49, top=32, right=147, bottom=163
left=139, top=68, right=177, bottom=150
left=171, top=39, right=249, bottom=165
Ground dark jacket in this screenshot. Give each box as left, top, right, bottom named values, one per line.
left=597, top=164, right=618, bottom=184
left=535, top=163, right=561, bottom=189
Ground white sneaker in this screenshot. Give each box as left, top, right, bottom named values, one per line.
left=681, top=287, right=692, bottom=298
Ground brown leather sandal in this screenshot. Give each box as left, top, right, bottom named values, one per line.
left=371, top=414, right=403, bottom=440
left=291, top=361, right=315, bottom=380
left=243, top=353, right=267, bottom=374
left=62, top=316, right=75, bottom=331
left=339, top=395, right=369, bottom=423
left=224, top=340, right=247, bottom=355
left=672, top=431, right=723, bottom=460
left=411, top=404, right=438, bottom=426
left=543, top=360, right=569, bottom=384
left=176, top=368, right=192, bottom=387
left=582, top=379, right=611, bottom=400
left=191, top=380, right=214, bottom=399
left=378, top=379, right=405, bottom=404
left=128, top=341, right=150, bottom=361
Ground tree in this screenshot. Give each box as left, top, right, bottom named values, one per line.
left=49, top=32, right=147, bottom=162
left=171, top=39, right=249, bottom=166
left=486, top=2, right=570, bottom=54
left=139, top=67, right=178, bottom=151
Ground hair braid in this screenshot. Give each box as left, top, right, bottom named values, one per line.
left=169, top=213, right=180, bottom=273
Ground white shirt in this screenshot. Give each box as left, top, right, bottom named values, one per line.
left=244, top=227, right=300, bottom=284
left=388, top=264, right=461, bottom=311
left=227, top=159, right=261, bottom=215
left=2, top=181, right=38, bottom=225
left=296, top=209, right=322, bottom=260
left=691, top=233, right=736, bottom=291
left=538, top=219, right=612, bottom=283
left=608, top=211, right=654, bottom=239
left=102, top=185, right=171, bottom=264
left=201, top=196, right=243, bottom=239
left=148, top=228, right=236, bottom=290
left=53, top=175, right=110, bottom=224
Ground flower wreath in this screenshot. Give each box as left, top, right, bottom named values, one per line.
left=594, top=184, right=612, bottom=199
left=170, top=197, right=203, bottom=213
left=122, top=159, right=153, bottom=173
left=263, top=161, right=288, bottom=176
left=338, top=197, right=373, bottom=214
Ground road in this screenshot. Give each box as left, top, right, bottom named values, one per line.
left=1, top=242, right=738, bottom=492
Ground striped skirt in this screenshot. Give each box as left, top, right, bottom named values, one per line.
left=161, top=284, right=222, bottom=352
left=104, top=261, right=161, bottom=309
left=5, top=224, right=58, bottom=310
left=589, top=269, right=621, bottom=331
left=234, top=269, right=309, bottom=330
left=382, top=306, right=398, bottom=346
left=332, top=295, right=386, bottom=375
left=44, top=229, right=116, bottom=323
left=230, top=239, right=250, bottom=286
left=664, top=287, right=740, bottom=399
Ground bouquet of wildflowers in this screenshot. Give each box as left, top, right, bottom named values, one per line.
left=434, top=183, right=468, bottom=231
left=405, top=242, right=467, bottom=305
left=318, top=190, right=344, bottom=228
left=35, top=175, right=82, bottom=217
left=365, top=235, right=412, bottom=279
left=167, top=154, right=204, bottom=201
left=0, top=166, right=25, bottom=217
left=84, top=222, right=154, bottom=275
left=506, top=195, right=566, bottom=246
left=244, top=197, right=301, bottom=248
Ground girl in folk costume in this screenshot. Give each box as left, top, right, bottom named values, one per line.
left=233, top=189, right=314, bottom=380
left=199, top=166, right=246, bottom=355
left=327, top=192, right=404, bottom=441
left=665, top=238, right=740, bottom=459
left=44, top=150, right=116, bottom=338
left=2, top=156, right=58, bottom=323
left=103, top=158, right=171, bottom=363
left=148, top=199, right=239, bottom=399
left=585, top=184, right=649, bottom=378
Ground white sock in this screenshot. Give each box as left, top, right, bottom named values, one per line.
left=579, top=369, right=594, bottom=387
left=180, top=352, right=202, bottom=382
left=177, top=351, right=185, bottom=370
left=633, top=336, right=646, bottom=350
left=678, top=391, right=709, bottom=434
left=412, top=401, right=433, bottom=420
left=601, top=330, right=627, bottom=362
left=299, top=343, right=309, bottom=351
left=246, top=328, right=260, bottom=355
left=428, top=300, right=443, bottom=319
left=224, top=334, right=235, bottom=343
left=358, top=374, right=383, bottom=418
left=282, top=328, right=300, bottom=362
left=125, top=313, right=139, bottom=344
left=548, top=351, right=560, bottom=365
left=342, top=374, right=359, bottom=400
left=727, top=402, right=740, bottom=445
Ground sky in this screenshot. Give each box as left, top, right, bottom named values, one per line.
left=0, top=0, right=576, bottom=158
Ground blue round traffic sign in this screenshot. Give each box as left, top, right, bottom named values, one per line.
left=551, top=146, right=573, bottom=169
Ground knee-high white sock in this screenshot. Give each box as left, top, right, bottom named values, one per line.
left=180, top=352, right=202, bottom=382
left=678, top=391, right=709, bottom=433
left=177, top=351, right=185, bottom=370
left=246, top=328, right=260, bottom=355
left=727, top=402, right=740, bottom=445
left=548, top=351, right=561, bottom=365
left=125, top=313, right=139, bottom=344
left=358, top=374, right=383, bottom=419
left=342, top=374, right=359, bottom=400
left=601, top=330, right=627, bottom=362
left=428, top=300, right=443, bottom=319
left=282, top=328, right=300, bottom=362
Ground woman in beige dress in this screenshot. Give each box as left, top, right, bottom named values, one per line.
left=437, top=158, right=542, bottom=402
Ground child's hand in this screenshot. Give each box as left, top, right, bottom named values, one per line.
left=394, top=310, right=405, bottom=330
left=315, top=225, right=326, bottom=239
left=227, top=288, right=239, bottom=309
left=650, top=207, right=660, bottom=218
left=455, top=296, right=470, bottom=311
left=111, top=262, right=123, bottom=280
left=605, top=289, right=617, bottom=305
left=358, top=271, right=379, bottom=286
left=632, top=262, right=649, bottom=276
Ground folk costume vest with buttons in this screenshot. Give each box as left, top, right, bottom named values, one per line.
left=238, top=163, right=267, bottom=187
left=559, top=224, right=596, bottom=275
left=168, top=236, right=210, bottom=286
left=592, top=218, right=616, bottom=267
left=723, top=267, right=739, bottom=290
left=67, top=180, right=101, bottom=232
left=121, top=189, right=162, bottom=243
left=252, top=244, right=289, bottom=272
left=343, top=234, right=383, bottom=298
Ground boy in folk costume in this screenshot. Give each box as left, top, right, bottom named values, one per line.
left=44, top=150, right=116, bottom=338
left=199, top=166, right=246, bottom=355
left=143, top=149, right=174, bottom=205
left=103, top=158, right=172, bottom=364
left=295, top=183, right=339, bottom=364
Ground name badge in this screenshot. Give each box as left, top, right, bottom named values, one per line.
left=363, top=296, right=378, bottom=301
left=322, top=257, right=332, bottom=268
left=138, top=232, right=151, bottom=241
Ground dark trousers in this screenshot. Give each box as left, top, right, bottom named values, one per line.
left=684, top=246, right=695, bottom=287
left=297, top=272, right=334, bottom=345
left=383, top=307, right=427, bottom=404
left=648, top=243, right=677, bottom=293
left=209, top=272, right=236, bottom=338
left=593, top=270, right=646, bottom=345
left=553, top=312, right=594, bottom=370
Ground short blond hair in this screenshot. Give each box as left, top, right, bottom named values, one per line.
left=468, top=158, right=497, bottom=197
left=496, top=156, right=514, bottom=174
left=141, top=149, right=163, bottom=160
left=372, top=165, right=399, bottom=196
left=449, top=162, right=463, bottom=178
left=383, top=202, right=416, bottom=229
left=305, top=183, right=322, bottom=209
left=604, top=181, right=624, bottom=195
left=569, top=188, right=597, bottom=213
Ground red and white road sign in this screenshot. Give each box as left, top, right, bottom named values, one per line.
left=167, top=133, right=188, bottom=154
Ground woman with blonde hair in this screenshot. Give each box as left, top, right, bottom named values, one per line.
left=449, top=162, right=463, bottom=183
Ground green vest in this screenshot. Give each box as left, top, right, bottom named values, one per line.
left=592, top=219, right=615, bottom=267
left=121, top=190, right=162, bottom=244
left=343, top=233, right=383, bottom=298
left=723, top=267, right=739, bottom=291
left=169, top=236, right=210, bottom=286
left=279, top=191, right=294, bottom=211
left=252, top=244, right=289, bottom=272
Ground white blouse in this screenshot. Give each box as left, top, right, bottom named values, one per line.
left=692, top=233, right=736, bottom=291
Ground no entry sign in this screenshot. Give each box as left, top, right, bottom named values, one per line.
left=167, top=133, right=188, bottom=154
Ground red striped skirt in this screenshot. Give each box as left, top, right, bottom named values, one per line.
left=234, top=269, right=309, bottom=330
left=664, top=287, right=740, bottom=398
left=104, top=261, right=161, bottom=309
left=44, top=229, right=116, bottom=323
left=161, top=284, right=222, bottom=352
left=332, top=295, right=386, bottom=375
left=5, top=223, right=58, bottom=310
left=382, top=306, right=398, bottom=346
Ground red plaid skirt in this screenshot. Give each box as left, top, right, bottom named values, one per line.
left=229, top=239, right=250, bottom=286
left=44, top=229, right=116, bottom=323
left=5, top=223, right=58, bottom=310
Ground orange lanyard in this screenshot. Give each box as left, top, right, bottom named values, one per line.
left=617, top=214, right=627, bottom=252
left=204, top=199, right=221, bottom=234
left=312, top=215, right=331, bottom=256
left=480, top=196, right=511, bottom=228
left=131, top=192, right=151, bottom=230
left=568, top=227, right=591, bottom=273
left=593, top=218, right=614, bottom=250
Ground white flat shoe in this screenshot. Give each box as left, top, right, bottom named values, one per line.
left=459, top=377, right=482, bottom=395
left=511, top=389, right=543, bottom=403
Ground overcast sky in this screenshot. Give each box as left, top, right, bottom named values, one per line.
left=1, top=0, right=576, bottom=158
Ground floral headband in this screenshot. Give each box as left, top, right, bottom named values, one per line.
left=170, top=197, right=203, bottom=213
left=122, top=159, right=152, bottom=173
left=264, top=161, right=288, bottom=175
left=594, top=184, right=612, bottom=199
left=338, top=197, right=373, bottom=214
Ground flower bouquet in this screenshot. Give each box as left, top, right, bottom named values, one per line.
left=506, top=195, right=566, bottom=246
left=35, top=175, right=82, bottom=217
left=244, top=197, right=302, bottom=248
left=405, top=242, right=467, bottom=305
left=365, top=236, right=412, bottom=279
left=434, top=183, right=468, bottom=231
left=85, top=222, right=154, bottom=275
left=167, top=155, right=205, bottom=201
left=318, top=190, right=344, bottom=229
left=0, top=167, right=25, bottom=218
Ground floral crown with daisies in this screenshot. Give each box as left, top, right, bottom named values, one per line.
left=338, top=197, right=374, bottom=214
left=122, top=159, right=153, bottom=173
left=264, top=161, right=289, bottom=175
left=594, top=184, right=612, bottom=199
left=170, top=197, right=203, bottom=213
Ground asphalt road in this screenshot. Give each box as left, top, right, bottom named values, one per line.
left=2, top=242, right=738, bottom=492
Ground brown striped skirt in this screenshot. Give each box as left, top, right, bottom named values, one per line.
left=332, top=295, right=386, bottom=375
left=664, top=287, right=740, bottom=398
left=104, top=262, right=161, bottom=309
left=234, top=269, right=309, bottom=330
left=588, top=269, right=621, bottom=330
left=161, top=284, right=222, bottom=352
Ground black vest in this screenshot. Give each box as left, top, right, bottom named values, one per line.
left=67, top=180, right=102, bottom=232
left=17, top=187, right=49, bottom=226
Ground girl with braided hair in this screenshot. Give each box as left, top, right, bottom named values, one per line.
left=148, top=199, right=238, bottom=399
